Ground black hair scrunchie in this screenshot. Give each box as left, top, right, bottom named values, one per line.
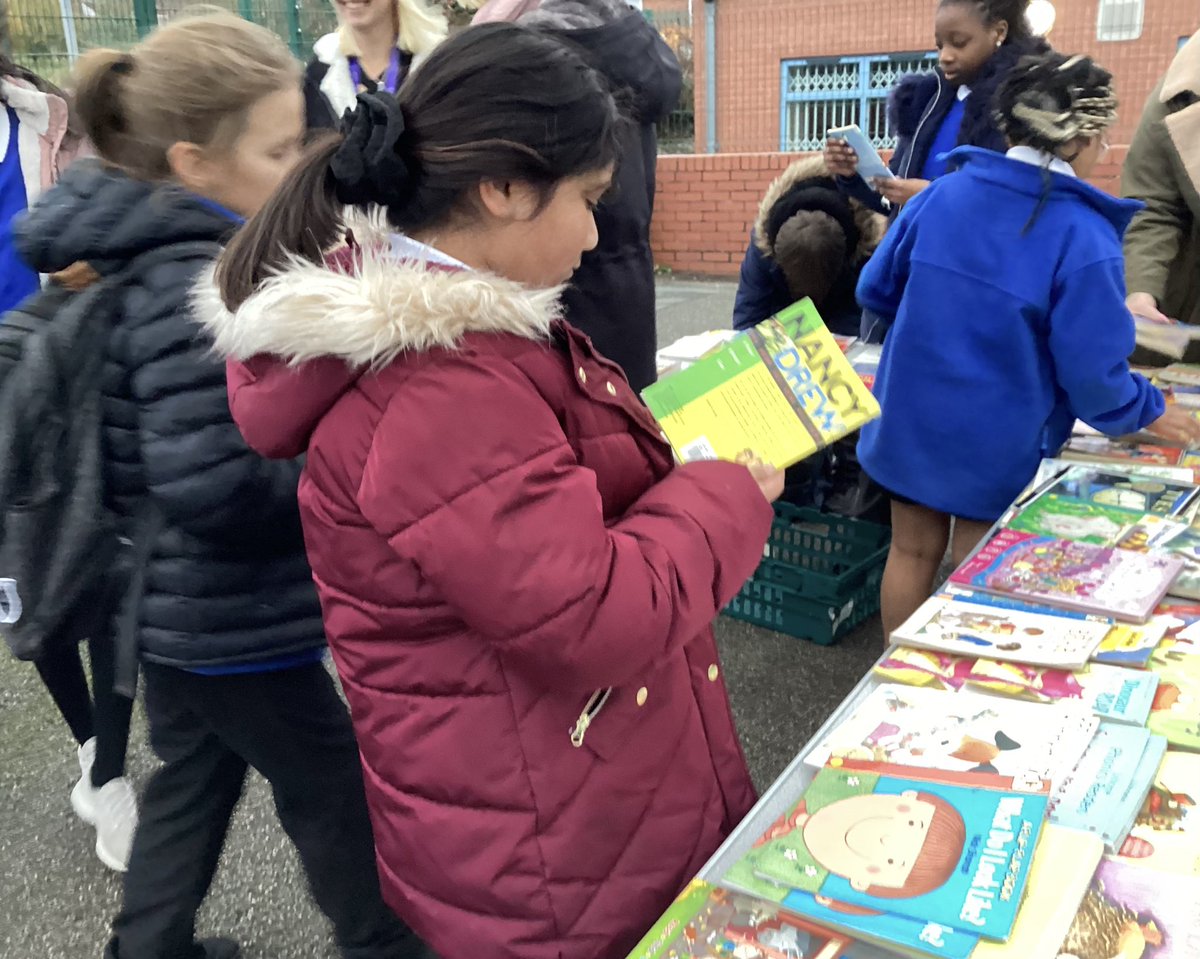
left=331, top=92, right=415, bottom=208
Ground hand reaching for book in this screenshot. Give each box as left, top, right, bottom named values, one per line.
left=741, top=456, right=785, bottom=503
left=1126, top=292, right=1174, bottom=325
left=1145, top=405, right=1200, bottom=446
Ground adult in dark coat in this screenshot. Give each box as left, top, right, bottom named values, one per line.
left=520, top=0, right=682, bottom=392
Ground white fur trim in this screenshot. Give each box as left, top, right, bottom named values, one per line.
left=194, top=242, right=562, bottom=368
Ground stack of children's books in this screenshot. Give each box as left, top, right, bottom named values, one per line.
left=625, top=434, right=1200, bottom=959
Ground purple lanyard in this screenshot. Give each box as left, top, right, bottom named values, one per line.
left=348, top=47, right=403, bottom=94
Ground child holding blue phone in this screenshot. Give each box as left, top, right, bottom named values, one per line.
left=856, top=52, right=1200, bottom=639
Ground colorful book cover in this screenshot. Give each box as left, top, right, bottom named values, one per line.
left=724, top=851, right=980, bottom=959
left=803, top=684, right=1097, bottom=788
left=745, top=765, right=1047, bottom=940
left=1117, top=751, right=1200, bottom=876
left=1146, top=638, right=1200, bottom=751
left=1060, top=435, right=1184, bottom=467
left=965, top=660, right=1160, bottom=726
left=1007, top=494, right=1147, bottom=546
left=621, top=879, right=849, bottom=959
left=1057, top=858, right=1200, bottom=959
left=1040, top=466, right=1199, bottom=517
left=970, top=824, right=1104, bottom=959
left=641, top=298, right=879, bottom=470
left=874, top=648, right=974, bottom=691
left=948, top=529, right=1184, bottom=623
left=1047, top=725, right=1167, bottom=852
left=892, top=595, right=1110, bottom=669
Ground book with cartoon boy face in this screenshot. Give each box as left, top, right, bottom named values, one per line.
left=802, top=684, right=1098, bottom=793
left=746, top=766, right=1047, bottom=941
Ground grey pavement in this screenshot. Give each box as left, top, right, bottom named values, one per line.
left=0, top=278, right=883, bottom=958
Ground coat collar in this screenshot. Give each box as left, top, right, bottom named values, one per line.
left=195, top=228, right=562, bottom=368
left=1163, top=31, right=1200, bottom=103
left=1155, top=33, right=1200, bottom=203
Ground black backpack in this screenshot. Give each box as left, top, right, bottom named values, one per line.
left=0, top=242, right=220, bottom=671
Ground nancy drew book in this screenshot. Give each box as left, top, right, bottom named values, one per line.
left=622, top=879, right=849, bottom=959
left=1117, top=751, right=1200, bottom=876
left=1057, top=859, right=1200, bottom=959
left=641, top=298, right=879, bottom=470
left=803, top=684, right=1096, bottom=787
left=948, top=529, right=1184, bottom=623
left=744, top=765, right=1046, bottom=940
left=892, top=595, right=1110, bottom=669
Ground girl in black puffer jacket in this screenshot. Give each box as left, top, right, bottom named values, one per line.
left=16, top=12, right=426, bottom=959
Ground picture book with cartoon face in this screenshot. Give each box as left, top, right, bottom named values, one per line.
left=1007, top=495, right=1147, bottom=546
left=746, top=766, right=1047, bottom=941
left=892, top=595, right=1111, bottom=669
left=1116, top=751, right=1200, bottom=876
left=803, top=684, right=1097, bottom=790
left=622, top=880, right=849, bottom=959
left=948, top=530, right=1184, bottom=623
left=1047, top=725, right=1167, bottom=852
left=1056, top=859, right=1200, bottom=959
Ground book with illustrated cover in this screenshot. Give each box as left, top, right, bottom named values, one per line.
left=1033, top=465, right=1199, bottom=516
left=1155, top=363, right=1200, bottom=387
left=948, top=529, right=1184, bottom=623
left=1057, top=858, right=1200, bottom=959
left=965, top=660, right=1160, bottom=726
left=1047, top=724, right=1167, bottom=851
left=723, top=851, right=980, bottom=959
left=621, top=879, right=849, bottom=959
left=743, top=765, right=1046, bottom=940
left=803, top=685, right=1096, bottom=789
left=1007, top=494, right=1147, bottom=546
left=1060, top=435, right=1184, bottom=467
left=1147, top=638, right=1200, bottom=751
left=936, top=586, right=1168, bottom=666
left=1117, top=751, right=1200, bottom=876
left=641, top=298, right=879, bottom=470
left=969, top=824, right=1104, bottom=959
left=892, top=595, right=1110, bottom=669
left=874, top=648, right=974, bottom=691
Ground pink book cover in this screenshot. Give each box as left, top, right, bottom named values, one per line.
left=949, top=529, right=1183, bottom=624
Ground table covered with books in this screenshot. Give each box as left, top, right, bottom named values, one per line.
left=625, top=356, right=1200, bottom=959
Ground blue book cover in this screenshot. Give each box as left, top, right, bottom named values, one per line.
left=1048, top=725, right=1168, bottom=852
left=746, top=766, right=1047, bottom=941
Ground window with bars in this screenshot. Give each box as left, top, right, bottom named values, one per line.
left=780, top=53, right=937, bottom=153
left=1097, top=0, right=1144, bottom=42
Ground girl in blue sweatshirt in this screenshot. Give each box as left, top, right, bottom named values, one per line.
left=856, top=52, right=1200, bottom=638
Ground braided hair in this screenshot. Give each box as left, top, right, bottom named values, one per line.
left=995, top=52, right=1117, bottom=154
left=939, top=0, right=1034, bottom=46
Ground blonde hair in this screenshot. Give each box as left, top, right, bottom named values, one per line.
left=73, top=9, right=300, bottom=181
left=337, top=0, right=450, bottom=58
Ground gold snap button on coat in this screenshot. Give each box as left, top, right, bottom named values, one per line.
left=577, top=367, right=587, bottom=384
left=707, top=665, right=719, bottom=682
left=636, top=687, right=648, bottom=707
left=606, top=381, right=617, bottom=396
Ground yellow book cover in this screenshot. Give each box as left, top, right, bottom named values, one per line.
left=972, top=824, right=1103, bottom=959
left=641, top=299, right=879, bottom=470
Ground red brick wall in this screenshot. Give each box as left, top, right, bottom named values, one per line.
left=694, top=0, right=1198, bottom=155
left=651, top=145, right=1130, bottom=277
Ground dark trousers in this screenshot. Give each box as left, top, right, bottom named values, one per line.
left=34, top=632, right=132, bottom=787
left=110, top=660, right=422, bottom=959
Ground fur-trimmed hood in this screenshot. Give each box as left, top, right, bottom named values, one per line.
left=195, top=239, right=561, bottom=369
left=752, top=155, right=883, bottom=262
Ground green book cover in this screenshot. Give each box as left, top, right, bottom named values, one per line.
left=1007, top=494, right=1145, bottom=546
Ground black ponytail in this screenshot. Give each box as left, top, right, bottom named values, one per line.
left=219, top=23, right=624, bottom=311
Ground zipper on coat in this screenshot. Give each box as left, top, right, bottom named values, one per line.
left=570, top=687, right=613, bottom=748
left=902, top=71, right=944, bottom=180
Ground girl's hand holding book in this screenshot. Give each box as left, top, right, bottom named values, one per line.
left=1127, top=292, right=1175, bottom=326
left=872, top=177, right=930, bottom=207
left=736, top=453, right=785, bottom=503
left=824, top=138, right=860, bottom=178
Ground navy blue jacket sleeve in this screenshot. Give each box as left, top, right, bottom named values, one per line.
left=1048, top=257, right=1166, bottom=436
left=732, top=233, right=793, bottom=330
left=835, top=174, right=889, bottom=216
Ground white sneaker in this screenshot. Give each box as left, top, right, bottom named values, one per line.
left=92, top=777, right=138, bottom=873
left=70, top=738, right=99, bottom=824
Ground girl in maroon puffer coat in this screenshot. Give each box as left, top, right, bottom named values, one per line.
left=199, top=23, right=780, bottom=959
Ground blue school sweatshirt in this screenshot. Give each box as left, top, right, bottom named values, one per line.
left=856, top=146, right=1165, bottom=521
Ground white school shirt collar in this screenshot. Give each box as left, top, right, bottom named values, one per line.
left=957, top=84, right=971, bottom=101
left=1005, top=145, right=1077, bottom=178
left=389, top=233, right=471, bottom=270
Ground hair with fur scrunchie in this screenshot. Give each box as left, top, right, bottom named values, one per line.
left=331, top=92, right=416, bottom=208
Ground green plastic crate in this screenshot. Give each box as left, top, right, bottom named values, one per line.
left=724, top=505, right=890, bottom=645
